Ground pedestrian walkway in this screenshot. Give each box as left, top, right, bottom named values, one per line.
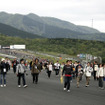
left=0, top=69, right=105, bottom=105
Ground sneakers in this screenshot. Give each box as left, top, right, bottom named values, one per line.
left=67, top=90, right=70, bottom=92
left=1, top=85, right=7, bottom=87
left=101, top=87, right=104, bottom=90
left=1, top=85, right=3, bottom=87
left=63, top=88, right=70, bottom=92
left=18, top=85, right=21, bottom=88
left=63, top=88, right=66, bottom=91
left=85, top=85, right=89, bottom=87
left=23, top=85, right=28, bottom=88
left=18, top=85, right=28, bottom=88
left=4, top=84, right=6, bottom=87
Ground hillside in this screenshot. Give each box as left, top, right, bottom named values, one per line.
left=0, top=34, right=105, bottom=61
left=41, top=17, right=100, bottom=34
left=0, top=12, right=104, bottom=41
left=0, top=23, right=42, bottom=38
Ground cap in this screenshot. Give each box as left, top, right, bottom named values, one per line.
left=1, top=58, right=5, bottom=61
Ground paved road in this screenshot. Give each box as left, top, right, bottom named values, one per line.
left=0, top=69, right=105, bottom=105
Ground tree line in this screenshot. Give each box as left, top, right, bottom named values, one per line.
left=0, top=34, right=105, bottom=62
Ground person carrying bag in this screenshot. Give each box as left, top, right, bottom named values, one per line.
left=84, top=62, right=93, bottom=87
left=31, top=58, right=41, bottom=84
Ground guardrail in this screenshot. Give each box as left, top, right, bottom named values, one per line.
left=0, top=53, right=17, bottom=58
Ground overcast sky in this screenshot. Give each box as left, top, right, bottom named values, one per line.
left=0, top=0, right=105, bottom=32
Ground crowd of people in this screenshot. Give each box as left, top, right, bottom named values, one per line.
left=0, top=57, right=105, bottom=93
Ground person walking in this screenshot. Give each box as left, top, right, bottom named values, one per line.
left=47, top=62, right=53, bottom=78
left=31, top=58, right=41, bottom=84
left=54, top=61, right=60, bottom=77
left=5, top=57, right=11, bottom=72
left=76, top=65, right=83, bottom=88
left=62, top=60, right=73, bottom=92
left=84, top=62, right=93, bottom=87
left=73, top=61, right=78, bottom=79
left=75, top=61, right=83, bottom=81
left=97, top=64, right=104, bottom=90
left=93, top=61, right=99, bottom=80
left=0, top=58, right=7, bottom=87
left=12, top=58, right=18, bottom=74
left=103, top=64, right=105, bottom=87
left=103, top=64, right=105, bottom=80
left=16, top=59, right=27, bottom=88
left=30, top=58, right=35, bottom=71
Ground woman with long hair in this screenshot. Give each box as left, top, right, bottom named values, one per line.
left=31, top=58, right=41, bottom=84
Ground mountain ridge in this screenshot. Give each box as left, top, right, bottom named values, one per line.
left=0, top=22, right=43, bottom=38
left=0, top=12, right=100, bottom=34
left=0, top=12, right=105, bottom=41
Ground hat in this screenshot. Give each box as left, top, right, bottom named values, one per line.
left=1, top=58, right=5, bottom=61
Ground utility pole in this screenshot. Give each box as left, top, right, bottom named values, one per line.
left=91, top=19, right=93, bottom=28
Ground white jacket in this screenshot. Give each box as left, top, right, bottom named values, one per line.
left=48, top=64, right=53, bottom=71
left=97, top=67, right=104, bottom=77
left=84, top=66, right=93, bottom=77
left=54, top=63, right=60, bottom=69
left=94, top=65, right=98, bottom=71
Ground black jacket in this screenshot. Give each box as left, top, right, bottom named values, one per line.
left=12, top=60, right=18, bottom=67
left=0, top=62, right=7, bottom=74
left=62, top=65, right=73, bottom=75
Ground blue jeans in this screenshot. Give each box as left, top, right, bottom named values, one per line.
left=0, top=74, right=6, bottom=85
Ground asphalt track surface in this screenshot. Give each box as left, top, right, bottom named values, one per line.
left=0, top=69, right=105, bottom=105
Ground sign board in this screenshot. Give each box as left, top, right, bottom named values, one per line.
left=77, top=54, right=80, bottom=57
left=0, top=45, right=1, bottom=49
left=77, top=54, right=86, bottom=58
left=2, top=46, right=10, bottom=49
left=94, top=56, right=97, bottom=59
left=10, top=45, right=14, bottom=49
left=10, top=45, right=26, bottom=49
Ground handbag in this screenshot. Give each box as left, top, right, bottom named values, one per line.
left=86, top=71, right=91, bottom=77
left=60, top=76, right=63, bottom=84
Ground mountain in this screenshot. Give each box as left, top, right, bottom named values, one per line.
left=0, top=23, right=42, bottom=38
left=0, top=12, right=45, bottom=36
left=0, top=12, right=105, bottom=41
left=41, top=17, right=100, bottom=34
